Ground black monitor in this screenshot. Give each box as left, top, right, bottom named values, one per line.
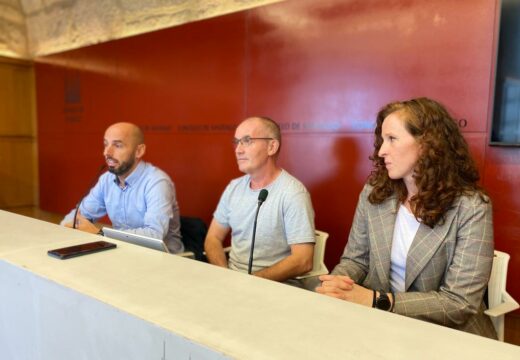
left=491, top=0, right=520, bottom=146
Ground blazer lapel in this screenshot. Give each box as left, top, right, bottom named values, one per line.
left=405, top=215, right=455, bottom=290
left=370, top=196, right=398, bottom=290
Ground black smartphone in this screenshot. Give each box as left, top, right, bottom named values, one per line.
left=48, top=240, right=117, bottom=259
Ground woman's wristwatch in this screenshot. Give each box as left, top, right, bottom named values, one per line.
left=372, top=290, right=392, bottom=311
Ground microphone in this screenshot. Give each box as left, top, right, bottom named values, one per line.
left=248, top=189, right=268, bottom=274
left=72, top=164, right=107, bottom=229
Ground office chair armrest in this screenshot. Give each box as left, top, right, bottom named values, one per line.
left=200, top=246, right=230, bottom=258
left=484, top=291, right=520, bottom=317
left=177, top=251, right=195, bottom=259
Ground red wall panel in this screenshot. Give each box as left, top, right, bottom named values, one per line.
left=246, top=0, right=495, bottom=133
left=245, top=0, right=497, bottom=266
left=35, top=0, right=519, bottom=305
left=36, top=12, right=248, bottom=219
left=484, top=147, right=520, bottom=301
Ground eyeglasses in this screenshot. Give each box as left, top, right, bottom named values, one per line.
left=232, top=136, right=274, bottom=147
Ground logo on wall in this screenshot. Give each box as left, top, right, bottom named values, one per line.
left=64, top=73, right=83, bottom=122
left=175, top=121, right=345, bottom=133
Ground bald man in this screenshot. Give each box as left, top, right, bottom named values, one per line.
left=61, top=122, right=184, bottom=253
left=204, top=117, right=315, bottom=286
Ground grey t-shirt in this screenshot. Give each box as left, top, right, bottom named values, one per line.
left=214, top=169, right=315, bottom=273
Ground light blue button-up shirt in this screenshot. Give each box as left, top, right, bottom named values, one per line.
left=62, top=161, right=183, bottom=253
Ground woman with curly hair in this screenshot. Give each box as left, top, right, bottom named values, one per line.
left=316, top=97, right=496, bottom=338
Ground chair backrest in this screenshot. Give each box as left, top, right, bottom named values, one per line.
left=296, top=230, right=329, bottom=279
left=179, top=216, right=208, bottom=261
left=488, top=251, right=509, bottom=310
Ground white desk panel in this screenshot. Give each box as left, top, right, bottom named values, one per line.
left=0, top=210, right=519, bottom=359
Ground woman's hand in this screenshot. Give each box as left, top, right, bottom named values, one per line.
left=316, top=274, right=373, bottom=307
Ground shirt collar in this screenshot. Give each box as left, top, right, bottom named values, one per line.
left=112, top=161, right=146, bottom=188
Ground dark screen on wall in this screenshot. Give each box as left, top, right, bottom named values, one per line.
left=491, top=0, right=520, bottom=145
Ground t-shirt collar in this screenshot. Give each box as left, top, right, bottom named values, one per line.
left=248, top=168, right=284, bottom=193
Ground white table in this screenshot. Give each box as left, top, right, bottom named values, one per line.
left=1, top=210, right=519, bottom=359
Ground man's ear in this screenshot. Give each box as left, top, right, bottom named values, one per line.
left=267, top=139, right=280, bottom=156
left=135, top=143, right=146, bottom=160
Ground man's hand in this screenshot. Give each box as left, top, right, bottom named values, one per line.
left=204, top=219, right=230, bottom=268
left=63, top=211, right=99, bottom=234
left=253, top=243, right=314, bottom=282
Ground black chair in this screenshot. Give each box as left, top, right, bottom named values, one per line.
left=180, top=216, right=208, bottom=262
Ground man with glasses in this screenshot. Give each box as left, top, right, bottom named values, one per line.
left=60, top=122, right=184, bottom=253
left=204, top=117, right=315, bottom=286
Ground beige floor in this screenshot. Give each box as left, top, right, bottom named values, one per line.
left=2, top=205, right=520, bottom=346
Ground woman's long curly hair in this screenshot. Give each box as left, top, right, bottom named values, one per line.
left=368, top=97, right=488, bottom=228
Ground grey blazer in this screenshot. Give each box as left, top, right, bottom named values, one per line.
left=333, top=184, right=497, bottom=338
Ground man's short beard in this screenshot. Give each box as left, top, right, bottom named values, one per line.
left=108, top=158, right=135, bottom=176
